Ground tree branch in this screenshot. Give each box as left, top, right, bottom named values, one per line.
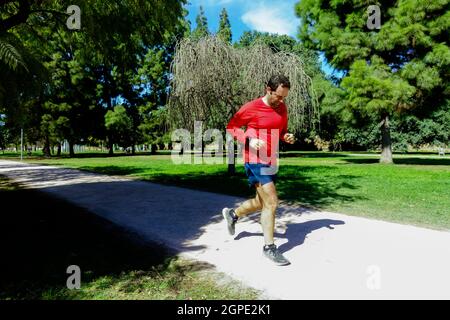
left=29, top=9, right=67, bottom=17
left=0, top=0, right=31, bottom=32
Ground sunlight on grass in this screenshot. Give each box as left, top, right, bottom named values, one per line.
left=40, top=259, right=258, bottom=300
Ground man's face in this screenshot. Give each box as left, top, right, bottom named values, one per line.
left=267, top=85, right=289, bottom=107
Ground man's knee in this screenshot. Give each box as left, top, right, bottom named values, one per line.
left=263, top=197, right=278, bottom=211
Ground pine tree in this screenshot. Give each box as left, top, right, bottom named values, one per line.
left=192, top=6, right=209, bottom=40
left=217, top=8, right=232, bottom=44
left=296, top=0, right=450, bottom=163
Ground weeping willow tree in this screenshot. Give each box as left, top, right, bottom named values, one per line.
left=168, top=36, right=319, bottom=173
left=168, top=36, right=318, bottom=135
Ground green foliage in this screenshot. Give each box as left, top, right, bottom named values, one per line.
left=0, top=0, right=187, bottom=156
left=138, top=106, right=171, bottom=147
left=341, top=57, right=416, bottom=116
left=391, top=100, right=450, bottom=150
left=105, top=105, right=134, bottom=149
left=296, top=0, right=450, bottom=155
left=297, top=0, right=450, bottom=106
left=192, top=6, right=209, bottom=40
left=0, top=116, right=8, bottom=150
left=0, top=38, right=26, bottom=71
left=217, top=8, right=232, bottom=44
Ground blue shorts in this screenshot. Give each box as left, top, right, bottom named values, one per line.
left=244, top=163, right=277, bottom=188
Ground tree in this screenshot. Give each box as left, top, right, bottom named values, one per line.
left=192, top=6, right=209, bottom=40
left=105, top=105, right=133, bottom=151
left=0, top=33, right=45, bottom=152
left=217, top=8, right=232, bottom=44
left=168, top=36, right=318, bottom=173
left=0, top=38, right=25, bottom=71
left=1, top=0, right=187, bottom=157
left=391, top=100, right=450, bottom=151
left=169, top=36, right=318, bottom=133
left=341, top=57, right=415, bottom=161
left=40, top=111, right=71, bottom=157
left=296, top=0, right=450, bottom=163
left=1, top=0, right=37, bottom=33
left=236, top=31, right=335, bottom=146
left=0, top=113, right=8, bottom=151
left=79, top=0, right=187, bottom=155
left=138, top=106, right=171, bottom=153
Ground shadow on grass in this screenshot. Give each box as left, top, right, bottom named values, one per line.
left=343, top=157, right=450, bottom=166
left=280, top=152, right=350, bottom=158
left=276, top=166, right=361, bottom=207
left=55, top=151, right=173, bottom=159
left=74, top=164, right=364, bottom=210
left=0, top=185, right=213, bottom=300
left=78, top=165, right=147, bottom=176
left=0, top=151, right=174, bottom=161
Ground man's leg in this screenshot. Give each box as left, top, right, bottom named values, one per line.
left=235, top=191, right=263, bottom=218
left=255, top=182, right=278, bottom=245
left=256, top=182, right=290, bottom=265
left=223, top=187, right=262, bottom=236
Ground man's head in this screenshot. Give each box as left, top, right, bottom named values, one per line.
left=265, top=75, right=290, bottom=108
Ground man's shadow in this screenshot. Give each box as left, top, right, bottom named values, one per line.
left=234, top=219, right=345, bottom=253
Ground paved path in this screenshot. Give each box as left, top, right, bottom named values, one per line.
left=1, top=160, right=449, bottom=299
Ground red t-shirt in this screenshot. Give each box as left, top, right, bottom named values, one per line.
left=226, top=97, right=288, bottom=165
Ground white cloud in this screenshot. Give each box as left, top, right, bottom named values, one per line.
left=241, top=2, right=298, bottom=36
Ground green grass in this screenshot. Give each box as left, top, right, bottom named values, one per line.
left=5, top=151, right=450, bottom=230
left=0, top=176, right=259, bottom=300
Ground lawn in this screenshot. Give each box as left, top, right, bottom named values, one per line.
left=7, top=150, right=449, bottom=230
left=0, top=176, right=258, bottom=300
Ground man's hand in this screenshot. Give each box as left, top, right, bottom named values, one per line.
left=284, top=133, right=296, bottom=144
left=249, top=138, right=266, bottom=150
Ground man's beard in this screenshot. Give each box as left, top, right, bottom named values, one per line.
left=270, top=101, right=280, bottom=108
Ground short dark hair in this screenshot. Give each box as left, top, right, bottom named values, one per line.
left=267, top=75, right=291, bottom=91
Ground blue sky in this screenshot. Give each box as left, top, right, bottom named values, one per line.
left=186, top=0, right=300, bottom=41
left=185, top=0, right=344, bottom=78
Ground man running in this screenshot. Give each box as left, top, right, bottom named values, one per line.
left=223, top=75, right=295, bottom=266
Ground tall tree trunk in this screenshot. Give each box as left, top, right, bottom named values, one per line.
left=57, top=143, right=61, bottom=156
left=68, top=140, right=75, bottom=158
left=43, top=136, right=51, bottom=158
left=108, top=136, right=114, bottom=155
left=380, top=115, right=393, bottom=164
